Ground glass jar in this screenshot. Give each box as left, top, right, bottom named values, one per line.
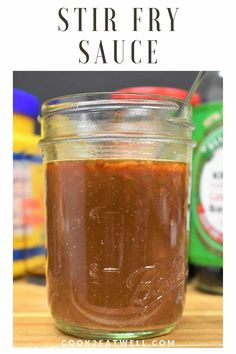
left=39, top=92, right=193, bottom=339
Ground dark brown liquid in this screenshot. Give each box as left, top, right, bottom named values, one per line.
left=46, top=159, right=189, bottom=331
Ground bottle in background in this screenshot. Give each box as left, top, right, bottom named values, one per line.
left=189, top=71, right=223, bottom=294
left=13, top=89, right=45, bottom=282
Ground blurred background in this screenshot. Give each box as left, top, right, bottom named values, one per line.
left=14, top=71, right=201, bottom=134
left=14, top=71, right=202, bottom=102
left=13, top=71, right=223, bottom=294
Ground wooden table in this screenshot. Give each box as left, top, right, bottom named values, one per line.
left=13, top=279, right=222, bottom=348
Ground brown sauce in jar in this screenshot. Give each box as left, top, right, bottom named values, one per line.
left=46, top=159, right=189, bottom=331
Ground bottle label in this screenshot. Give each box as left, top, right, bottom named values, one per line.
left=199, top=146, right=223, bottom=243
left=192, top=125, right=223, bottom=256
left=13, top=157, right=31, bottom=238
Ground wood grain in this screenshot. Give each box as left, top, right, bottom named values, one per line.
left=13, top=279, right=222, bottom=348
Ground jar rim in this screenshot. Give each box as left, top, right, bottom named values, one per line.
left=39, top=91, right=191, bottom=118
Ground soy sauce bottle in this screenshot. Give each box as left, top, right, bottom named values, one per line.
left=189, top=71, right=223, bottom=294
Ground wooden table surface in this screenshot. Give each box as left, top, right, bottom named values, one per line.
left=13, top=279, right=223, bottom=348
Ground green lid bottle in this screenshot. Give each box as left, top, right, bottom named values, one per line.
left=189, top=72, right=223, bottom=294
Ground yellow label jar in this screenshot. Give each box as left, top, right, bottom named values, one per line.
left=13, top=89, right=45, bottom=278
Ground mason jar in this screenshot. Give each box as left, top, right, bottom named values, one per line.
left=39, top=92, right=193, bottom=339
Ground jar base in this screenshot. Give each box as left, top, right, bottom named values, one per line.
left=55, top=319, right=176, bottom=340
